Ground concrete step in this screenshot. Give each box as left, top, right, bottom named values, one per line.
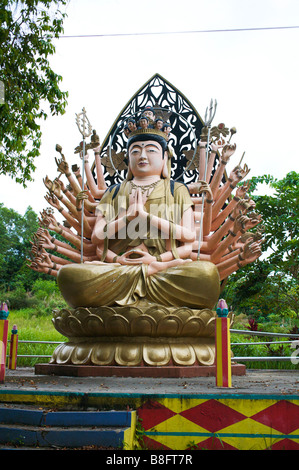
left=0, top=406, right=135, bottom=449
left=0, top=423, right=124, bottom=448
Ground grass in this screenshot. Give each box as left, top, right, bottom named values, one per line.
left=231, top=314, right=299, bottom=370
left=2, top=305, right=299, bottom=369
left=5, top=308, right=67, bottom=367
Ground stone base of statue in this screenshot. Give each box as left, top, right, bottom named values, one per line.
left=34, top=304, right=246, bottom=378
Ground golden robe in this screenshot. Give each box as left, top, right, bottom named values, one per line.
left=98, top=179, right=193, bottom=260
left=57, top=179, right=220, bottom=309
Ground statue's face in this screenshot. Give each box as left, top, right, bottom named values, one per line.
left=143, top=109, right=154, bottom=120
left=128, top=140, right=165, bottom=178
left=139, top=118, right=148, bottom=129
left=128, top=121, right=136, bottom=131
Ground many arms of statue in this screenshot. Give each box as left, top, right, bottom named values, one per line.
left=91, top=187, right=195, bottom=268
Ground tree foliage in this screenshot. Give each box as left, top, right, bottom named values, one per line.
left=0, top=0, right=68, bottom=185
left=0, top=202, right=43, bottom=290
left=223, top=171, right=299, bottom=319
left=249, top=171, right=298, bottom=280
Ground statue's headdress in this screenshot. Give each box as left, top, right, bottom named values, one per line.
left=143, top=105, right=154, bottom=114
left=126, top=128, right=168, bottom=152
left=108, top=105, right=197, bottom=182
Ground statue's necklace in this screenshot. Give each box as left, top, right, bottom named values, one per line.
left=130, top=180, right=159, bottom=197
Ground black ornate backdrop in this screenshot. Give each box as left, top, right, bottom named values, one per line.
left=96, top=74, right=219, bottom=186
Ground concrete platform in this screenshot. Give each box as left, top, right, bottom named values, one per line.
left=0, top=367, right=298, bottom=398
left=1, top=367, right=298, bottom=450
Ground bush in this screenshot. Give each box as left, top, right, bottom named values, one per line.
left=31, top=279, right=60, bottom=300
left=0, top=279, right=67, bottom=315
left=2, top=283, right=37, bottom=310
left=34, top=293, right=67, bottom=316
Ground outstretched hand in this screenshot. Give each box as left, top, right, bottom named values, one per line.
left=221, top=143, right=236, bottom=162
left=243, top=238, right=264, bottom=262
left=55, top=156, right=69, bottom=175
left=76, top=190, right=89, bottom=209
left=45, top=193, right=61, bottom=211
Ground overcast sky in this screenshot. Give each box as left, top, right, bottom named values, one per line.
left=1, top=0, right=299, bottom=216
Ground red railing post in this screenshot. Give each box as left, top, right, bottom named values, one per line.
left=0, top=302, right=10, bottom=384
left=215, top=299, right=232, bottom=387
left=9, top=325, right=18, bottom=370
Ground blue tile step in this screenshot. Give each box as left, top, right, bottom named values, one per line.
left=0, top=406, right=135, bottom=449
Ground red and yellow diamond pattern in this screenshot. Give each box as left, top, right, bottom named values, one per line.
left=137, top=397, right=299, bottom=450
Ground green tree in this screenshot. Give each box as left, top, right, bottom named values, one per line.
left=251, top=171, right=298, bottom=279
left=224, top=171, right=299, bottom=320
left=0, top=203, right=43, bottom=290
left=0, top=0, right=68, bottom=185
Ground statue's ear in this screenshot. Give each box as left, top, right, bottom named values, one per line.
left=162, top=152, right=169, bottom=178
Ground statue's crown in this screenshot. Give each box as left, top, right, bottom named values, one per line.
left=127, top=127, right=169, bottom=141
left=124, top=106, right=172, bottom=151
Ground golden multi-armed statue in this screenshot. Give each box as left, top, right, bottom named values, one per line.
left=29, top=77, right=264, bottom=372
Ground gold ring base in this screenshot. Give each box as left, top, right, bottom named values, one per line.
left=50, top=305, right=234, bottom=367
